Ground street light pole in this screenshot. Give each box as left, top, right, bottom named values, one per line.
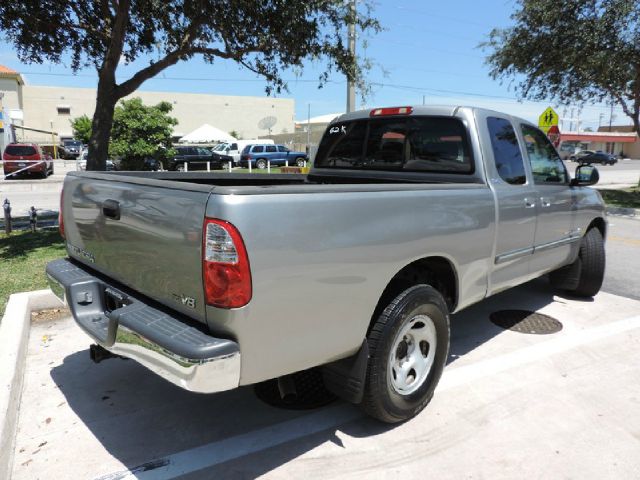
left=346, top=0, right=356, bottom=113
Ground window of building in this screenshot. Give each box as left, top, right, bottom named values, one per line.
left=57, top=106, right=71, bottom=115
left=487, top=117, right=526, bottom=185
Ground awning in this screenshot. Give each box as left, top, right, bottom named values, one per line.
left=560, top=133, right=637, bottom=143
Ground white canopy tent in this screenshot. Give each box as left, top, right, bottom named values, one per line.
left=178, top=124, right=237, bottom=143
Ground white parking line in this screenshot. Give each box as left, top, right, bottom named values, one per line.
left=95, top=314, right=640, bottom=480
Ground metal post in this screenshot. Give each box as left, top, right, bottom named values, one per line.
left=3, top=199, right=11, bottom=235
left=346, top=0, right=356, bottom=113
left=29, top=206, right=37, bottom=232
left=50, top=121, right=58, bottom=160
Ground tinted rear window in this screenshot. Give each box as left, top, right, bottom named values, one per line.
left=315, top=116, right=473, bottom=174
left=252, top=146, right=264, bottom=153
left=5, top=145, right=37, bottom=156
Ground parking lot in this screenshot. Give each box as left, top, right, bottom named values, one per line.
left=10, top=276, right=640, bottom=480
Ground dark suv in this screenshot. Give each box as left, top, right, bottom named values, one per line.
left=59, top=139, right=83, bottom=159
left=2, top=143, right=54, bottom=178
left=168, top=146, right=228, bottom=171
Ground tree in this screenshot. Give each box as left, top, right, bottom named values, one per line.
left=229, top=130, right=241, bottom=140
left=70, top=115, right=92, bottom=144
left=109, top=98, right=177, bottom=169
left=484, top=0, right=640, bottom=133
left=0, top=1, right=379, bottom=170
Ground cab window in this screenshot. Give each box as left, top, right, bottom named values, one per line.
left=520, top=124, right=568, bottom=184
left=487, top=117, right=526, bottom=185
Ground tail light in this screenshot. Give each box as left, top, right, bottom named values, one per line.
left=203, top=218, right=252, bottom=308
left=370, top=106, right=413, bottom=117
left=58, top=187, right=65, bottom=239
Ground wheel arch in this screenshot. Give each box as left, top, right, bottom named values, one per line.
left=587, top=217, right=606, bottom=239
left=370, top=256, right=459, bottom=332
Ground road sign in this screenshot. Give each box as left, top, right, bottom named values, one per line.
left=547, top=124, right=560, bottom=147
left=538, top=107, right=559, bottom=134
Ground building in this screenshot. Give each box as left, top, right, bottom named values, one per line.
left=558, top=129, right=638, bottom=158
left=0, top=65, right=295, bottom=146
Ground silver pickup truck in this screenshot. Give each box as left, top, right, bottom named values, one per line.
left=46, top=106, right=606, bottom=423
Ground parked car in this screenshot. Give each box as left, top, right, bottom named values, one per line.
left=78, top=151, right=117, bottom=171
left=568, top=150, right=594, bottom=162
left=215, top=139, right=275, bottom=165
left=579, top=151, right=618, bottom=166
left=59, top=139, right=83, bottom=159
left=48, top=105, right=606, bottom=424
left=239, top=144, right=308, bottom=169
left=2, top=143, right=54, bottom=178
left=168, top=146, right=225, bottom=171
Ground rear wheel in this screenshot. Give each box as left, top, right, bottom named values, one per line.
left=255, top=158, right=267, bottom=169
left=361, top=284, right=450, bottom=423
left=296, top=157, right=306, bottom=168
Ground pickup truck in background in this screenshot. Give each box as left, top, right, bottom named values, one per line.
left=46, top=106, right=606, bottom=423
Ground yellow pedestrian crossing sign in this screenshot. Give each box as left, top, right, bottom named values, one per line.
left=538, top=107, right=559, bottom=134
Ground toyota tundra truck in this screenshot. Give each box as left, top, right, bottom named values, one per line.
left=46, top=106, right=606, bottom=423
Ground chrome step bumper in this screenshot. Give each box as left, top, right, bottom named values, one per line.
left=45, top=258, right=240, bottom=393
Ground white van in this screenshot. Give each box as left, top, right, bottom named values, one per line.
left=214, top=139, right=274, bottom=164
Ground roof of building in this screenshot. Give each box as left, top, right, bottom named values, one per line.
left=560, top=131, right=637, bottom=143
left=598, top=125, right=635, bottom=133
left=0, top=64, right=24, bottom=84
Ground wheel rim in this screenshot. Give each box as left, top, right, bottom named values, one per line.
left=257, top=160, right=266, bottom=169
left=296, top=159, right=305, bottom=167
left=388, top=314, right=437, bottom=395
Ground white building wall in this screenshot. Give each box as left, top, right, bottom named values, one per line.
left=19, top=85, right=295, bottom=142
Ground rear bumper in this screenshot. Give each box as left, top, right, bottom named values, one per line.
left=45, top=258, right=240, bottom=393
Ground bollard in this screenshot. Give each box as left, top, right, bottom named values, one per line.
left=29, top=206, right=38, bottom=232
left=248, top=160, right=252, bottom=173
left=228, top=161, right=232, bottom=173
left=285, top=160, right=289, bottom=167
left=3, top=198, right=12, bottom=235
left=267, top=160, right=271, bottom=173
left=207, top=161, right=210, bottom=172
left=184, top=162, right=188, bottom=172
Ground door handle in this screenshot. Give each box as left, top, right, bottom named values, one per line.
left=540, top=197, right=552, bottom=208
left=102, top=199, right=121, bottom=220
left=524, top=198, right=536, bottom=208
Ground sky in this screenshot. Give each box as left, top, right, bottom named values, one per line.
left=0, top=0, right=631, bottom=130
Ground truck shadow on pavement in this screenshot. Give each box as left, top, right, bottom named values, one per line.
left=49, top=277, right=591, bottom=479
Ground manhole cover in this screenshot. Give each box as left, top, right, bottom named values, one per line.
left=489, top=310, right=563, bottom=335
left=254, top=368, right=337, bottom=410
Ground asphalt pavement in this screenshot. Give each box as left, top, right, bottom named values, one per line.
left=603, top=216, right=640, bottom=301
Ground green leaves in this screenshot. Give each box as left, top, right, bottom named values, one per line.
left=483, top=0, right=640, bottom=132
left=108, top=98, right=177, bottom=169
left=70, top=115, right=92, bottom=144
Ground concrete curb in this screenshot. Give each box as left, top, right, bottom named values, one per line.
left=0, top=290, right=61, bottom=480
left=606, top=206, right=640, bottom=219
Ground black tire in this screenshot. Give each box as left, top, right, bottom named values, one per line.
left=296, top=157, right=306, bottom=168
left=361, top=284, right=450, bottom=423
left=176, top=164, right=186, bottom=172
left=551, top=228, right=605, bottom=297
left=255, top=158, right=267, bottom=169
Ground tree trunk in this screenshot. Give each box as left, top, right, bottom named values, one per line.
left=86, top=78, right=118, bottom=171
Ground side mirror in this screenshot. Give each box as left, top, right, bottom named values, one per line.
left=570, top=164, right=599, bottom=186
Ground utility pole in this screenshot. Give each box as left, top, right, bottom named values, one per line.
left=422, top=95, right=426, bottom=105
left=569, top=107, right=574, bottom=131
left=608, top=101, right=614, bottom=131
left=306, top=103, right=311, bottom=152
left=346, top=0, right=356, bottom=113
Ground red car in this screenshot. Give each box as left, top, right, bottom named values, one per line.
left=2, top=143, right=54, bottom=178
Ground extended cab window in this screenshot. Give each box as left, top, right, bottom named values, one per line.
left=487, top=117, right=526, bottom=185
left=315, top=116, right=473, bottom=173
left=520, top=124, right=568, bottom=184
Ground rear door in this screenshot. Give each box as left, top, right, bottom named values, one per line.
left=265, top=145, right=279, bottom=164
left=479, top=114, right=539, bottom=294
left=62, top=174, right=212, bottom=322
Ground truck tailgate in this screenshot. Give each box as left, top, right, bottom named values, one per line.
left=61, top=173, right=211, bottom=323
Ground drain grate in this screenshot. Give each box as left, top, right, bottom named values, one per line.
left=254, top=368, right=337, bottom=410
left=490, top=310, right=563, bottom=335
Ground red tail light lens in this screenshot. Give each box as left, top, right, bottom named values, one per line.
left=203, top=218, right=252, bottom=308
left=370, top=106, right=413, bottom=117
left=58, top=187, right=65, bottom=239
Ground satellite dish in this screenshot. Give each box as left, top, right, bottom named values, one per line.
left=258, top=116, right=277, bottom=134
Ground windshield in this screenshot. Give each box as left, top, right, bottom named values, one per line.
left=315, top=116, right=474, bottom=174
left=213, top=144, right=227, bottom=151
